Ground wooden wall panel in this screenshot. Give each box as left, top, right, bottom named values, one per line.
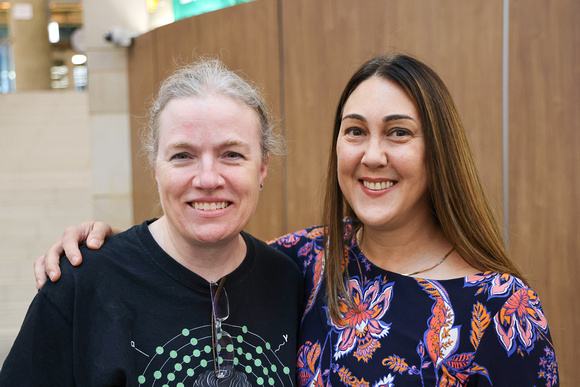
left=128, top=31, right=163, bottom=223
left=129, top=0, right=284, bottom=240
left=509, top=0, right=580, bottom=383
left=281, top=0, right=505, bottom=232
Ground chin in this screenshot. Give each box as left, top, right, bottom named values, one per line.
left=184, top=225, right=240, bottom=245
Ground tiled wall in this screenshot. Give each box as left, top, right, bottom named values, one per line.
left=0, top=91, right=93, bottom=365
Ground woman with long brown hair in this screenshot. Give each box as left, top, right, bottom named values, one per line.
left=34, top=54, right=558, bottom=386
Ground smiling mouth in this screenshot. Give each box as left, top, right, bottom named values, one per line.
left=190, top=201, right=231, bottom=211
left=362, top=180, right=396, bottom=191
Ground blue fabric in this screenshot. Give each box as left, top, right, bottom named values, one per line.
left=271, top=221, right=559, bottom=387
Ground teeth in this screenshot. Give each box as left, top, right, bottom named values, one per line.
left=362, top=180, right=394, bottom=190
left=192, top=202, right=229, bottom=210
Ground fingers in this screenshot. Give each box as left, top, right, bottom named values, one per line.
left=34, top=236, right=65, bottom=289
left=34, top=255, right=49, bottom=290
left=33, top=221, right=117, bottom=290
left=84, top=221, right=114, bottom=250
left=44, top=235, right=67, bottom=283
left=61, top=224, right=88, bottom=265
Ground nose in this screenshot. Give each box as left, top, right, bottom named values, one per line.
left=193, top=156, right=225, bottom=191
left=361, top=138, right=387, bottom=168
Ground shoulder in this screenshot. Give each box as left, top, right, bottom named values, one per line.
left=462, top=271, right=551, bottom=331
left=268, top=225, right=326, bottom=249
left=51, top=222, right=147, bottom=290
left=71, top=222, right=148, bottom=266
left=463, top=271, right=530, bottom=298
left=464, top=273, right=558, bottom=383
left=243, top=232, right=300, bottom=271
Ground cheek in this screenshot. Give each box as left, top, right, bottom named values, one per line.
left=225, top=167, right=261, bottom=194
left=156, top=168, right=192, bottom=196
left=336, top=143, right=353, bottom=174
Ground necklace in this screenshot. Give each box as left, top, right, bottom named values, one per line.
left=404, top=247, right=455, bottom=277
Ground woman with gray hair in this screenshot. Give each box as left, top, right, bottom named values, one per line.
left=0, top=59, right=303, bottom=386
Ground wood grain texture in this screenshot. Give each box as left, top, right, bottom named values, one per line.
left=509, top=0, right=580, bottom=383
left=281, top=0, right=504, bottom=232
left=128, top=31, right=163, bottom=223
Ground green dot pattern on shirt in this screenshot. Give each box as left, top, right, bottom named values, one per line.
left=137, top=326, right=293, bottom=386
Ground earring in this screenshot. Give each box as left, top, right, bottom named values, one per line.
left=259, top=184, right=263, bottom=190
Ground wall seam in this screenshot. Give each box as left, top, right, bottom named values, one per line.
left=277, top=0, right=288, bottom=233
left=502, top=0, right=510, bottom=248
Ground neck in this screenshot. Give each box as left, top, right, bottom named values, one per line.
left=358, top=215, right=451, bottom=274
left=149, top=217, right=246, bottom=282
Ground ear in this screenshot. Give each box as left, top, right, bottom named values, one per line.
left=154, top=163, right=160, bottom=184
left=259, top=153, right=270, bottom=186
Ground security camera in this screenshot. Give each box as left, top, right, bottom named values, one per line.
left=104, top=27, right=137, bottom=47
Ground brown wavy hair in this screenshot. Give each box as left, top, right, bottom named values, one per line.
left=323, top=54, right=526, bottom=322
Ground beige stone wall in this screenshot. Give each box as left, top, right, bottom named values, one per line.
left=82, top=0, right=149, bottom=229
left=0, top=91, right=92, bottom=364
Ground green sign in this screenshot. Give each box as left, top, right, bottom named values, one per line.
left=172, top=0, right=255, bottom=20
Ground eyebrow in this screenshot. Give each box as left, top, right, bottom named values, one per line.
left=168, top=139, right=250, bottom=149
left=342, top=113, right=416, bottom=123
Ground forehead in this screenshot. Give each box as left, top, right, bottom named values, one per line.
left=343, top=76, right=419, bottom=120
left=158, top=94, right=262, bottom=146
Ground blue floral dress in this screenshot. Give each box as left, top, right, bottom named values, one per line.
left=270, top=222, right=559, bottom=387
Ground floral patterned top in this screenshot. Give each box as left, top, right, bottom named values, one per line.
left=270, top=222, right=559, bottom=387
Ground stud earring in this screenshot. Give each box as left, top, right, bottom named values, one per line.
left=259, top=184, right=263, bottom=190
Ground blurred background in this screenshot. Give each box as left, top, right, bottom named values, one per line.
left=0, top=0, right=577, bottom=384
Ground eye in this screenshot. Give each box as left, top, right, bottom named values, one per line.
left=170, top=153, right=190, bottom=161
left=224, top=151, right=244, bottom=159
left=389, top=128, right=411, bottom=137
left=344, top=127, right=365, bottom=137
